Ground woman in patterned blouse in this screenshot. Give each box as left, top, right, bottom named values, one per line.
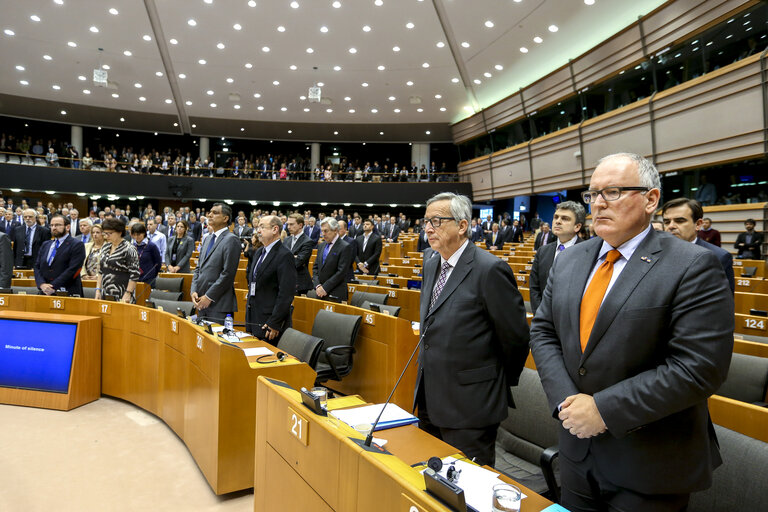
left=82, top=223, right=105, bottom=279
left=95, top=218, right=140, bottom=303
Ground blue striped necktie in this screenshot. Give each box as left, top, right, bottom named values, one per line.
left=48, top=239, right=60, bottom=265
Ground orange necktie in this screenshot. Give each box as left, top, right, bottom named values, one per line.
left=579, top=249, right=621, bottom=351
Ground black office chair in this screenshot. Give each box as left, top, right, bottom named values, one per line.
left=150, top=298, right=195, bottom=317
left=154, top=276, right=184, bottom=293
left=150, top=289, right=183, bottom=301
left=369, top=302, right=400, bottom=317
left=11, top=286, right=39, bottom=295
left=82, top=287, right=97, bottom=299
left=278, top=328, right=324, bottom=368
left=311, top=309, right=362, bottom=385
left=349, top=291, right=388, bottom=308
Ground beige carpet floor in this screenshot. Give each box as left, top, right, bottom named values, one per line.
left=0, top=397, right=253, bottom=512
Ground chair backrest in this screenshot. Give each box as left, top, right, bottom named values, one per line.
left=311, top=309, right=362, bottom=369
left=11, top=286, right=39, bottom=295
left=367, top=280, right=379, bottom=286
left=717, top=353, right=768, bottom=405
left=689, top=425, right=768, bottom=511
left=150, top=298, right=195, bottom=317
left=369, top=302, right=401, bottom=317
left=82, top=287, right=97, bottom=299
left=150, top=289, right=183, bottom=301
left=278, top=328, right=324, bottom=368
left=349, top=291, right=388, bottom=308
left=154, top=276, right=184, bottom=293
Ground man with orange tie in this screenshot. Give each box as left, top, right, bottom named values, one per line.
left=530, top=153, right=733, bottom=511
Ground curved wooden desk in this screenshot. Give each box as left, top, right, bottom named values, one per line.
left=0, top=294, right=316, bottom=495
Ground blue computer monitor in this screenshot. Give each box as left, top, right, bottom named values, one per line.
left=0, top=318, right=78, bottom=393
left=407, top=280, right=422, bottom=290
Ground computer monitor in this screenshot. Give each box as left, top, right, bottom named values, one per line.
left=407, top=280, right=422, bottom=290
left=0, top=318, right=78, bottom=394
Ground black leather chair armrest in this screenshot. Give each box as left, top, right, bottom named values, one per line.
left=540, top=444, right=560, bottom=503
left=324, top=345, right=357, bottom=380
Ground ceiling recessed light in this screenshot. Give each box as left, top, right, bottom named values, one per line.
left=344, top=96, right=351, bottom=101
left=548, top=24, right=558, bottom=32
left=67, top=41, right=77, bottom=47
left=217, top=42, right=226, bottom=49
left=123, top=50, right=132, bottom=56
left=143, top=34, right=152, bottom=41
left=210, top=103, right=217, bottom=107
left=257, top=105, right=264, bottom=110
left=178, top=73, right=186, bottom=79
left=226, top=77, right=234, bottom=83
left=89, top=26, right=99, bottom=33
left=334, top=131, right=339, bottom=135
left=253, top=92, right=261, bottom=98
left=120, top=117, right=125, bottom=121
left=273, top=80, right=280, bottom=85
left=281, top=106, right=287, bottom=111
left=317, top=82, right=324, bottom=87
left=406, top=80, right=414, bottom=86
left=102, top=64, right=110, bottom=70
left=349, top=108, right=356, bottom=113
left=451, top=77, right=459, bottom=83
left=15, top=65, right=24, bottom=71
left=261, top=46, right=270, bottom=52
left=306, top=47, right=314, bottom=53
left=374, top=0, right=383, bottom=5
left=60, top=110, right=66, bottom=115
left=371, top=108, right=378, bottom=113
left=134, top=82, right=142, bottom=88
left=519, top=47, right=528, bottom=53
left=495, top=64, right=504, bottom=70
left=290, top=1, right=299, bottom=7
left=584, top=0, right=595, bottom=5
left=435, top=94, right=442, bottom=99
left=30, top=15, right=41, bottom=22
left=417, top=108, right=423, bottom=112
left=436, top=42, right=445, bottom=48
left=392, top=46, right=400, bottom=52
left=333, top=65, right=341, bottom=71
left=277, top=25, right=285, bottom=32
left=207, top=90, right=214, bottom=95
left=484, top=72, right=492, bottom=77
left=425, top=130, right=431, bottom=135
left=422, top=62, right=429, bottom=68
left=248, top=0, right=256, bottom=6
left=379, top=131, right=384, bottom=135
left=388, top=96, right=395, bottom=101
left=484, top=20, right=494, bottom=28
left=393, top=108, right=400, bottom=113
left=439, top=107, right=446, bottom=111
left=461, top=42, right=470, bottom=48
left=361, top=82, right=368, bottom=87
left=332, top=1, right=341, bottom=7
left=326, top=108, right=333, bottom=113
left=320, top=26, right=328, bottom=33
left=348, top=47, right=357, bottom=54
left=83, top=89, right=91, bottom=94
left=109, top=7, right=119, bottom=15
left=245, top=63, right=253, bottom=69
left=288, top=129, right=293, bottom=133
left=198, top=59, right=206, bottom=65
left=188, top=19, right=197, bottom=26
left=43, top=54, right=52, bottom=60
left=234, top=104, right=241, bottom=109
left=362, top=25, right=371, bottom=32
left=170, top=38, right=178, bottom=44
left=290, top=65, right=297, bottom=70
left=4, top=29, right=15, bottom=36
left=165, top=98, right=172, bottom=104
left=406, top=22, right=414, bottom=29
left=139, top=96, right=146, bottom=101
left=19, top=80, right=28, bottom=85
left=233, top=23, right=242, bottom=30
left=377, top=65, right=385, bottom=71
left=52, top=84, right=61, bottom=90
left=78, top=75, right=86, bottom=80
left=112, top=93, right=119, bottom=98
left=304, top=107, right=310, bottom=112
left=533, top=36, right=543, bottom=44
left=185, top=100, right=192, bottom=105
left=473, top=79, right=481, bottom=84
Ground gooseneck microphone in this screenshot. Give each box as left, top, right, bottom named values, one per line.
left=364, top=316, right=434, bottom=447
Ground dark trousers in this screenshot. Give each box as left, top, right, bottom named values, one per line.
left=22, top=255, right=35, bottom=268
left=415, top=382, right=499, bottom=467
left=559, top=452, right=689, bottom=512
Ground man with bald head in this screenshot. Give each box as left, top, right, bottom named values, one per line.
left=531, top=153, right=733, bottom=511
left=13, top=209, right=50, bottom=268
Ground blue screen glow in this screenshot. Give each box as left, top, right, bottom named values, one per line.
left=0, top=319, right=78, bottom=393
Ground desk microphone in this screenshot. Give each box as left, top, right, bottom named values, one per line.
left=364, top=316, right=434, bottom=447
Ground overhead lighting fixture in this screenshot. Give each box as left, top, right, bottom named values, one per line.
left=326, top=108, right=333, bottom=113
left=120, top=117, right=125, bottom=121
left=134, top=82, right=142, bottom=88
left=416, top=108, right=423, bottom=112
left=178, top=73, right=186, bottom=78
left=361, top=82, right=368, bottom=87
left=332, top=0, right=341, bottom=7
left=30, top=15, right=41, bottom=22
left=89, top=26, right=99, bottom=33
left=439, top=107, right=446, bottom=111
left=257, top=106, right=264, bottom=110
left=392, top=46, right=400, bottom=52
left=43, top=54, right=52, bottom=60
left=226, top=77, right=234, bottom=83
left=363, top=25, right=371, bottom=32
left=290, top=1, right=299, bottom=7
left=170, top=38, right=178, bottom=44
left=123, top=50, right=132, bottom=56
left=281, top=106, right=287, bottom=111
left=248, top=0, right=256, bottom=6
left=217, top=42, right=226, bottom=49
left=4, top=29, right=15, bottom=36
left=52, top=84, right=61, bottom=90
left=273, top=80, right=280, bottom=85
left=425, top=130, right=431, bottom=135
left=406, top=22, right=414, bottom=29
left=495, top=64, right=504, bottom=71
left=484, top=20, right=494, bottom=28
left=102, top=64, right=110, bottom=70
left=233, top=23, right=242, bottom=30
left=473, top=79, right=481, bottom=84
left=436, top=42, right=445, bottom=48
left=306, top=47, right=314, bottom=53
left=371, top=108, right=378, bottom=113
left=349, top=47, right=357, bottom=54
left=290, top=65, right=297, bottom=70
left=484, top=72, right=492, bottom=77
left=333, top=65, right=341, bottom=71
left=534, top=36, right=543, bottom=43
left=261, top=46, right=270, bottom=52
left=234, top=104, right=241, bottom=109
left=548, top=25, right=558, bottom=32
left=198, top=59, right=206, bottom=65
left=406, top=80, right=414, bottom=86
left=165, top=98, right=172, bottom=104
left=67, top=41, right=77, bottom=47
left=188, top=19, right=197, bottom=26
left=379, top=131, right=384, bottom=135
left=348, top=109, right=355, bottom=113
left=378, top=65, right=385, bottom=71
left=245, top=62, right=253, bottom=68
left=374, top=0, right=383, bottom=5
left=210, top=102, right=217, bottom=107
left=207, top=90, right=214, bottom=95
left=15, top=65, right=24, bottom=71
left=277, top=25, right=285, bottom=32
left=304, top=107, right=310, bottom=112
left=451, top=77, right=459, bottom=83
left=83, top=89, right=91, bottom=94
left=253, top=92, right=261, bottom=98
left=19, top=80, right=28, bottom=85
left=109, top=8, right=119, bottom=15
left=422, top=62, right=429, bottom=68
left=185, top=100, right=192, bottom=105
left=139, top=96, right=146, bottom=101
left=584, top=0, right=595, bottom=4
left=388, top=96, right=395, bottom=101
left=143, top=34, right=152, bottom=41
left=60, top=110, right=67, bottom=115
left=461, top=42, right=470, bottom=48
left=435, top=94, right=442, bottom=99
left=519, top=47, right=528, bottom=53
left=112, top=93, right=119, bottom=98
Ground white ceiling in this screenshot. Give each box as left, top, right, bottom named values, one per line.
left=0, top=0, right=666, bottom=134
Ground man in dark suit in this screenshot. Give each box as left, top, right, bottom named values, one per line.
left=481, top=214, right=493, bottom=234
left=509, top=219, right=524, bottom=244
left=34, top=214, right=85, bottom=296
left=533, top=222, right=555, bottom=249
left=155, top=215, right=169, bottom=236
left=311, top=218, right=352, bottom=301
left=246, top=215, right=297, bottom=343
left=348, top=216, right=364, bottom=238
left=67, top=208, right=82, bottom=237
left=355, top=219, right=382, bottom=276
left=187, top=212, right=203, bottom=242
left=485, top=223, right=503, bottom=250
left=13, top=209, right=51, bottom=268
left=191, top=203, right=242, bottom=323
left=531, top=153, right=733, bottom=511
left=0, top=231, right=12, bottom=288
left=338, top=221, right=357, bottom=282
left=734, top=218, right=763, bottom=259
left=0, top=210, right=20, bottom=236
left=304, top=217, right=321, bottom=243
left=469, top=219, right=484, bottom=243
left=415, top=193, right=530, bottom=466
left=284, top=214, right=315, bottom=295
left=661, top=197, right=735, bottom=293
left=234, top=216, right=253, bottom=239
left=384, top=216, right=400, bottom=243
left=529, top=201, right=586, bottom=314
left=416, top=229, right=430, bottom=252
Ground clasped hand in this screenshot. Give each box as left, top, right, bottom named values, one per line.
left=558, top=393, right=607, bottom=439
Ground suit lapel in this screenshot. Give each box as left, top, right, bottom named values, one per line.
left=200, top=232, right=221, bottom=266
left=420, top=251, right=440, bottom=321
left=426, top=243, right=475, bottom=318
left=256, top=245, right=277, bottom=281
left=568, top=239, right=602, bottom=347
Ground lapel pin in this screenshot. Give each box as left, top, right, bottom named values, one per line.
left=640, top=256, right=652, bottom=263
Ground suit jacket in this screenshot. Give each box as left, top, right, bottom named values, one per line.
left=534, top=230, right=555, bottom=250
left=245, top=243, right=297, bottom=335
left=485, top=231, right=503, bottom=249
left=234, top=225, right=253, bottom=239
left=188, top=222, right=203, bottom=242
left=166, top=235, right=194, bottom=273
left=384, top=223, right=400, bottom=242
left=34, top=236, right=86, bottom=296
left=0, top=232, right=12, bottom=288
left=355, top=233, right=382, bottom=276
left=417, top=231, right=430, bottom=252
left=415, top=242, right=530, bottom=428
left=341, top=235, right=357, bottom=282
left=67, top=217, right=82, bottom=236
left=348, top=223, right=364, bottom=239
left=283, top=233, right=315, bottom=293
left=0, top=218, right=20, bottom=236
left=312, top=237, right=353, bottom=300
left=305, top=225, right=321, bottom=242
left=529, top=237, right=584, bottom=315
left=530, top=229, right=733, bottom=494
left=156, top=224, right=169, bottom=236
left=509, top=226, right=524, bottom=244
left=13, top=224, right=51, bottom=267
left=469, top=225, right=484, bottom=243
left=695, top=237, right=734, bottom=293
left=734, top=230, right=763, bottom=259
left=191, top=230, right=241, bottom=321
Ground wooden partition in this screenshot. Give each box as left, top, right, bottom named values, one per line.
left=291, top=296, right=419, bottom=409
left=348, top=283, right=420, bottom=323
left=0, top=293, right=316, bottom=495
left=734, top=292, right=768, bottom=315
left=254, top=377, right=553, bottom=512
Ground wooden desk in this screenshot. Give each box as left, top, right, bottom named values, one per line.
left=358, top=274, right=422, bottom=288
left=0, top=293, right=316, bottom=494
left=734, top=292, right=768, bottom=315
left=254, top=377, right=553, bottom=511
left=734, top=277, right=768, bottom=294
left=733, top=259, right=765, bottom=278
left=292, top=296, right=419, bottom=409
left=379, top=264, right=425, bottom=279
left=734, top=313, right=767, bottom=338
left=348, top=283, right=420, bottom=322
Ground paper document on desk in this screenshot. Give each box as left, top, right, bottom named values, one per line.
left=330, top=403, right=418, bottom=431
left=242, top=347, right=274, bottom=357
left=421, top=458, right=527, bottom=512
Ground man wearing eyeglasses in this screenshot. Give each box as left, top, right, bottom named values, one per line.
left=414, top=192, right=529, bottom=467
left=531, top=153, right=733, bottom=511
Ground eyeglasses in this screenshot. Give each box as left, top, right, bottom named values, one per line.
left=581, top=186, right=649, bottom=204
left=422, top=216, right=456, bottom=228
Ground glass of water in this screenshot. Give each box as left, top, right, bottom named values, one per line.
left=492, top=483, right=521, bottom=512
left=311, top=386, right=328, bottom=409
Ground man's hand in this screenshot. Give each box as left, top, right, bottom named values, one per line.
left=40, top=283, right=55, bottom=295
left=558, top=393, right=607, bottom=439
left=262, top=324, right=279, bottom=341
left=357, top=262, right=369, bottom=274
left=196, top=294, right=212, bottom=310
left=315, top=285, right=328, bottom=298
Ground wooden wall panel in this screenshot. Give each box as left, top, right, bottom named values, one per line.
left=580, top=101, right=654, bottom=174
left=490, top=145, right=532, bottom=198
left=458, top=157, right=493, bottom=201
left=521, top=68, right=575, bottom=115
left=483, top=95, right=525, bottom=133
left=452, top=113, right=487, bottom=144
left=572, top=25, right=645, bottom=91
left=529, top=126, right=583, bottom=193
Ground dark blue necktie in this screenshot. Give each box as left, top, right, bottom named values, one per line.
left=25, top=227, right=32, bottom=255
left=252, top=249, right=266, bottom=279
left=322, top=242, right=332, bottom=264
left=48, top=239, right=59, bottom=265
left=204, top=234, right=217, bottom=259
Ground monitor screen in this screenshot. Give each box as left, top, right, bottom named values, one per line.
left=479, top=207, right=493, bottom=221
left=0, top=318, right=78, bottom=393
left=407, top=280, right=422, bottom=290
